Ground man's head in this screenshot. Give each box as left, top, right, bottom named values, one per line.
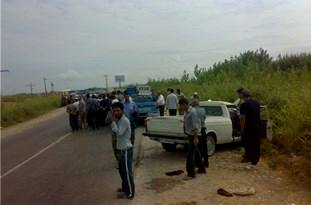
left=177, top=89, right=181, bottom=94
left=179, top=97, right=190, bottom=111
left=123, top=91, right=130, bottom=101
left=86, top=93, right=90, bottom=99
left=193, top=92, right=198, bottom=97
left=92, top=94, right=96, bottom=99
left=236, top=88, right=244, bottom=99
left=171, top=88, right=174, bottom=93
left=241, top=89, right=251, bottom=99
left=111, top=102, right=124, bottom=119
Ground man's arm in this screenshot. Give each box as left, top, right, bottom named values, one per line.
left=191, top=111, right=200, bottom=145
left=111, top=119, right=130, bottom=137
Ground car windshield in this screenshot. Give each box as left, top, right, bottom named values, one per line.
left=202, top=106, right=223, bottom=116
left=132, top=95, right=153, bottom=103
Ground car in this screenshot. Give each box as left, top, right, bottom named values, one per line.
left=143, top=101, right=242, bottom=156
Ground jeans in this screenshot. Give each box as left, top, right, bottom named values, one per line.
left=117, top=147, right=135, bottom=197
left=158, top=105, right=165, bottom=116
left=187, top=136, right=205, bottom=177
left=195, top=128, right=209, bottom=167
left=169, top=109, right=177, bottom=116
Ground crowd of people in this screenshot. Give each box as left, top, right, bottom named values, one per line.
left=66, top=87, right=261, bottom=200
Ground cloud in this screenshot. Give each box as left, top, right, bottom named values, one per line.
left=58, top=69, right=83, bottom=80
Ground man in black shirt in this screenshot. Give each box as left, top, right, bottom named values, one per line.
left=240, top=90, right=261, bottom=165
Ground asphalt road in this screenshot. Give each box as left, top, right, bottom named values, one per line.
left=1, top=110, right=142, bottom=205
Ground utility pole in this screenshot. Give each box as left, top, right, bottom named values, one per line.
left=104, top=75, right=108, bottom=94
left=50, top=81, right=54, bottom=93
left=26, top=82, right=34, bottom=95
left=0, top=69, right=10, bottom=72
left=43, top=78, right=48, bottom=95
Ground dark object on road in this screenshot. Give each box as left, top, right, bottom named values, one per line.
left=165, top=170, right=184, bottom=176
left=217, top=188, right=233, bottom=197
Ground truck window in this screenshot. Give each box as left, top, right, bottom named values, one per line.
left=202, top=106, right=223, bottom=116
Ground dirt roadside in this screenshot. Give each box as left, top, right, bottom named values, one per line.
left=1, top=107, right=66, bottom=138
left=131, top=136, right=311, bottom=205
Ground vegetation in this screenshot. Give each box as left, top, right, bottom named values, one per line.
left=1, top=93, right=62, bottom=127
left=148, top=49, right=311, bottom=179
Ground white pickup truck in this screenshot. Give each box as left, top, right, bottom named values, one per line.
left=143, top=101, right=242, bottom=156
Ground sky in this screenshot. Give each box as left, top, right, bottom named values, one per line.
left=1, top=0, right=311, bottom=95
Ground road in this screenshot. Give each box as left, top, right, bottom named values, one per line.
left=1, top=108, right=143, bottom=205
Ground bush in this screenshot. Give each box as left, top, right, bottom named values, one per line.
left=1, top=93, right=62, bottom=127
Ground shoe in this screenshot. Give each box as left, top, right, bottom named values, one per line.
left=117, top=193, right=134, bottom=200
left=197, top=168, right=206, bottom=174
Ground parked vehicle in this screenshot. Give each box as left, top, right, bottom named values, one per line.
left=143, top=101, right=242, bottom=155
left=132, top=94, right=159, bottom=120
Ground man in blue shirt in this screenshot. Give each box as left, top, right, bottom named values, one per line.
left=123, top=91, right=138, bottom=145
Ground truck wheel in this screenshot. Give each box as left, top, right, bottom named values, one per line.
left=207, top=134, right=216, bottom=156
left=162, top=143, right=177, bottom=152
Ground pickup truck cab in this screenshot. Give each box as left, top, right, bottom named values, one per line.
left=143, top=101, right=241, bottom=156
left=132, top=94, right=159, bottom=120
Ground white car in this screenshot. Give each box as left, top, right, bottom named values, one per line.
left=143, top=101, right=242, bottom=156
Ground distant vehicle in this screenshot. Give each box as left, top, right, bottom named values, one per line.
left=143, top=101, right=242, bottom=155
left=125, top=85, right=159, bottom=120
left=132, top=94, right=159, bottom=120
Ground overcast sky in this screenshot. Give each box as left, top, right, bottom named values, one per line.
left=2, top=0, right=311, bottom=95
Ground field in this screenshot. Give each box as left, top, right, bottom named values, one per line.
left=148, top=49, right=311, bottom=180
left=1, top=93, right=62, bottom=127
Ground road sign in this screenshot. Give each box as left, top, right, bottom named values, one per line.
left=115, top=75, right=125, bottom=83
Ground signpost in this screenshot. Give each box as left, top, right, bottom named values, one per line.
left=115, top=75, right=125, bottom=88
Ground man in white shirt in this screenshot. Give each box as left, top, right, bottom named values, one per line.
left=166, top=89, right=179, bottom=116
left=156, top=93, right=165, bottom=116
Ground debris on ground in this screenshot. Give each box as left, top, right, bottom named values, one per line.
left=166, top=170, right=184, bottom=176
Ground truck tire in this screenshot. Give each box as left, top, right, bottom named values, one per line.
left=162, top=143, right=177, bottom=152
left=207, top=134, right=216, bottom=156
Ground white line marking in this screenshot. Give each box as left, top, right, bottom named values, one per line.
left=1, top=132, right=71, bottom=179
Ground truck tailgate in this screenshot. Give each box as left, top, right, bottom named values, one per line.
left=145, top=116, right=186, bottom=137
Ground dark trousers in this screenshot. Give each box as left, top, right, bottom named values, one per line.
left=69, top=114, right=79, bottom=131
left=245, top=129, right=261, bottom=165
left=158, top=105, right=165, bottom=116
left=187, top=136, right=205, bottom=177
left=87, top=111, right=96, bottom=130
left=130, top=120, right=136, bottom=145
left=169, top=109, right=177, bottom=116
left=195, top=128, right=209, bottom=167
left=118, top=147, right=135, bottom=197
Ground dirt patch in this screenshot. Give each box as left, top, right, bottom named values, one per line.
left=169, top=201, right=197, bottom=205
left=146, top=177, right=184, bottom=193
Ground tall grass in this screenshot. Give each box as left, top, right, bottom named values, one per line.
left=148, top=49, right=311, bottom=161
left=1, top=93, right=62, bottom=127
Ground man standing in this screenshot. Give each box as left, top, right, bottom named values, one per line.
left=189, top=92, right=199, bottom=105
left=179, top=98, right=205, bottom=179
left=66, top=103, right=79, bottom=131
left=156, top=93, right=165, bottom=116
left=192, top=100, right=209, bottom=168
left=123, top=91, right=138, bottom=145
left=240, top=90, right=261, bottom=165
left=110, top=102, right=135, bottom=200
left=176, top=89, right=185, bottom=115
left=166, top=89, right=179, bottom=116
left=86, top=94, right=99, bottom=130
left=78, top=96, right=87, bottom=129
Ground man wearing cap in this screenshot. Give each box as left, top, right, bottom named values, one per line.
left=190, top=92, right=199, bottom=105
left=240, top=90, right=261, bottom=165
left=179, top=98, right=205, bottom=179
left=123, top=91, right=138, bottom=145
